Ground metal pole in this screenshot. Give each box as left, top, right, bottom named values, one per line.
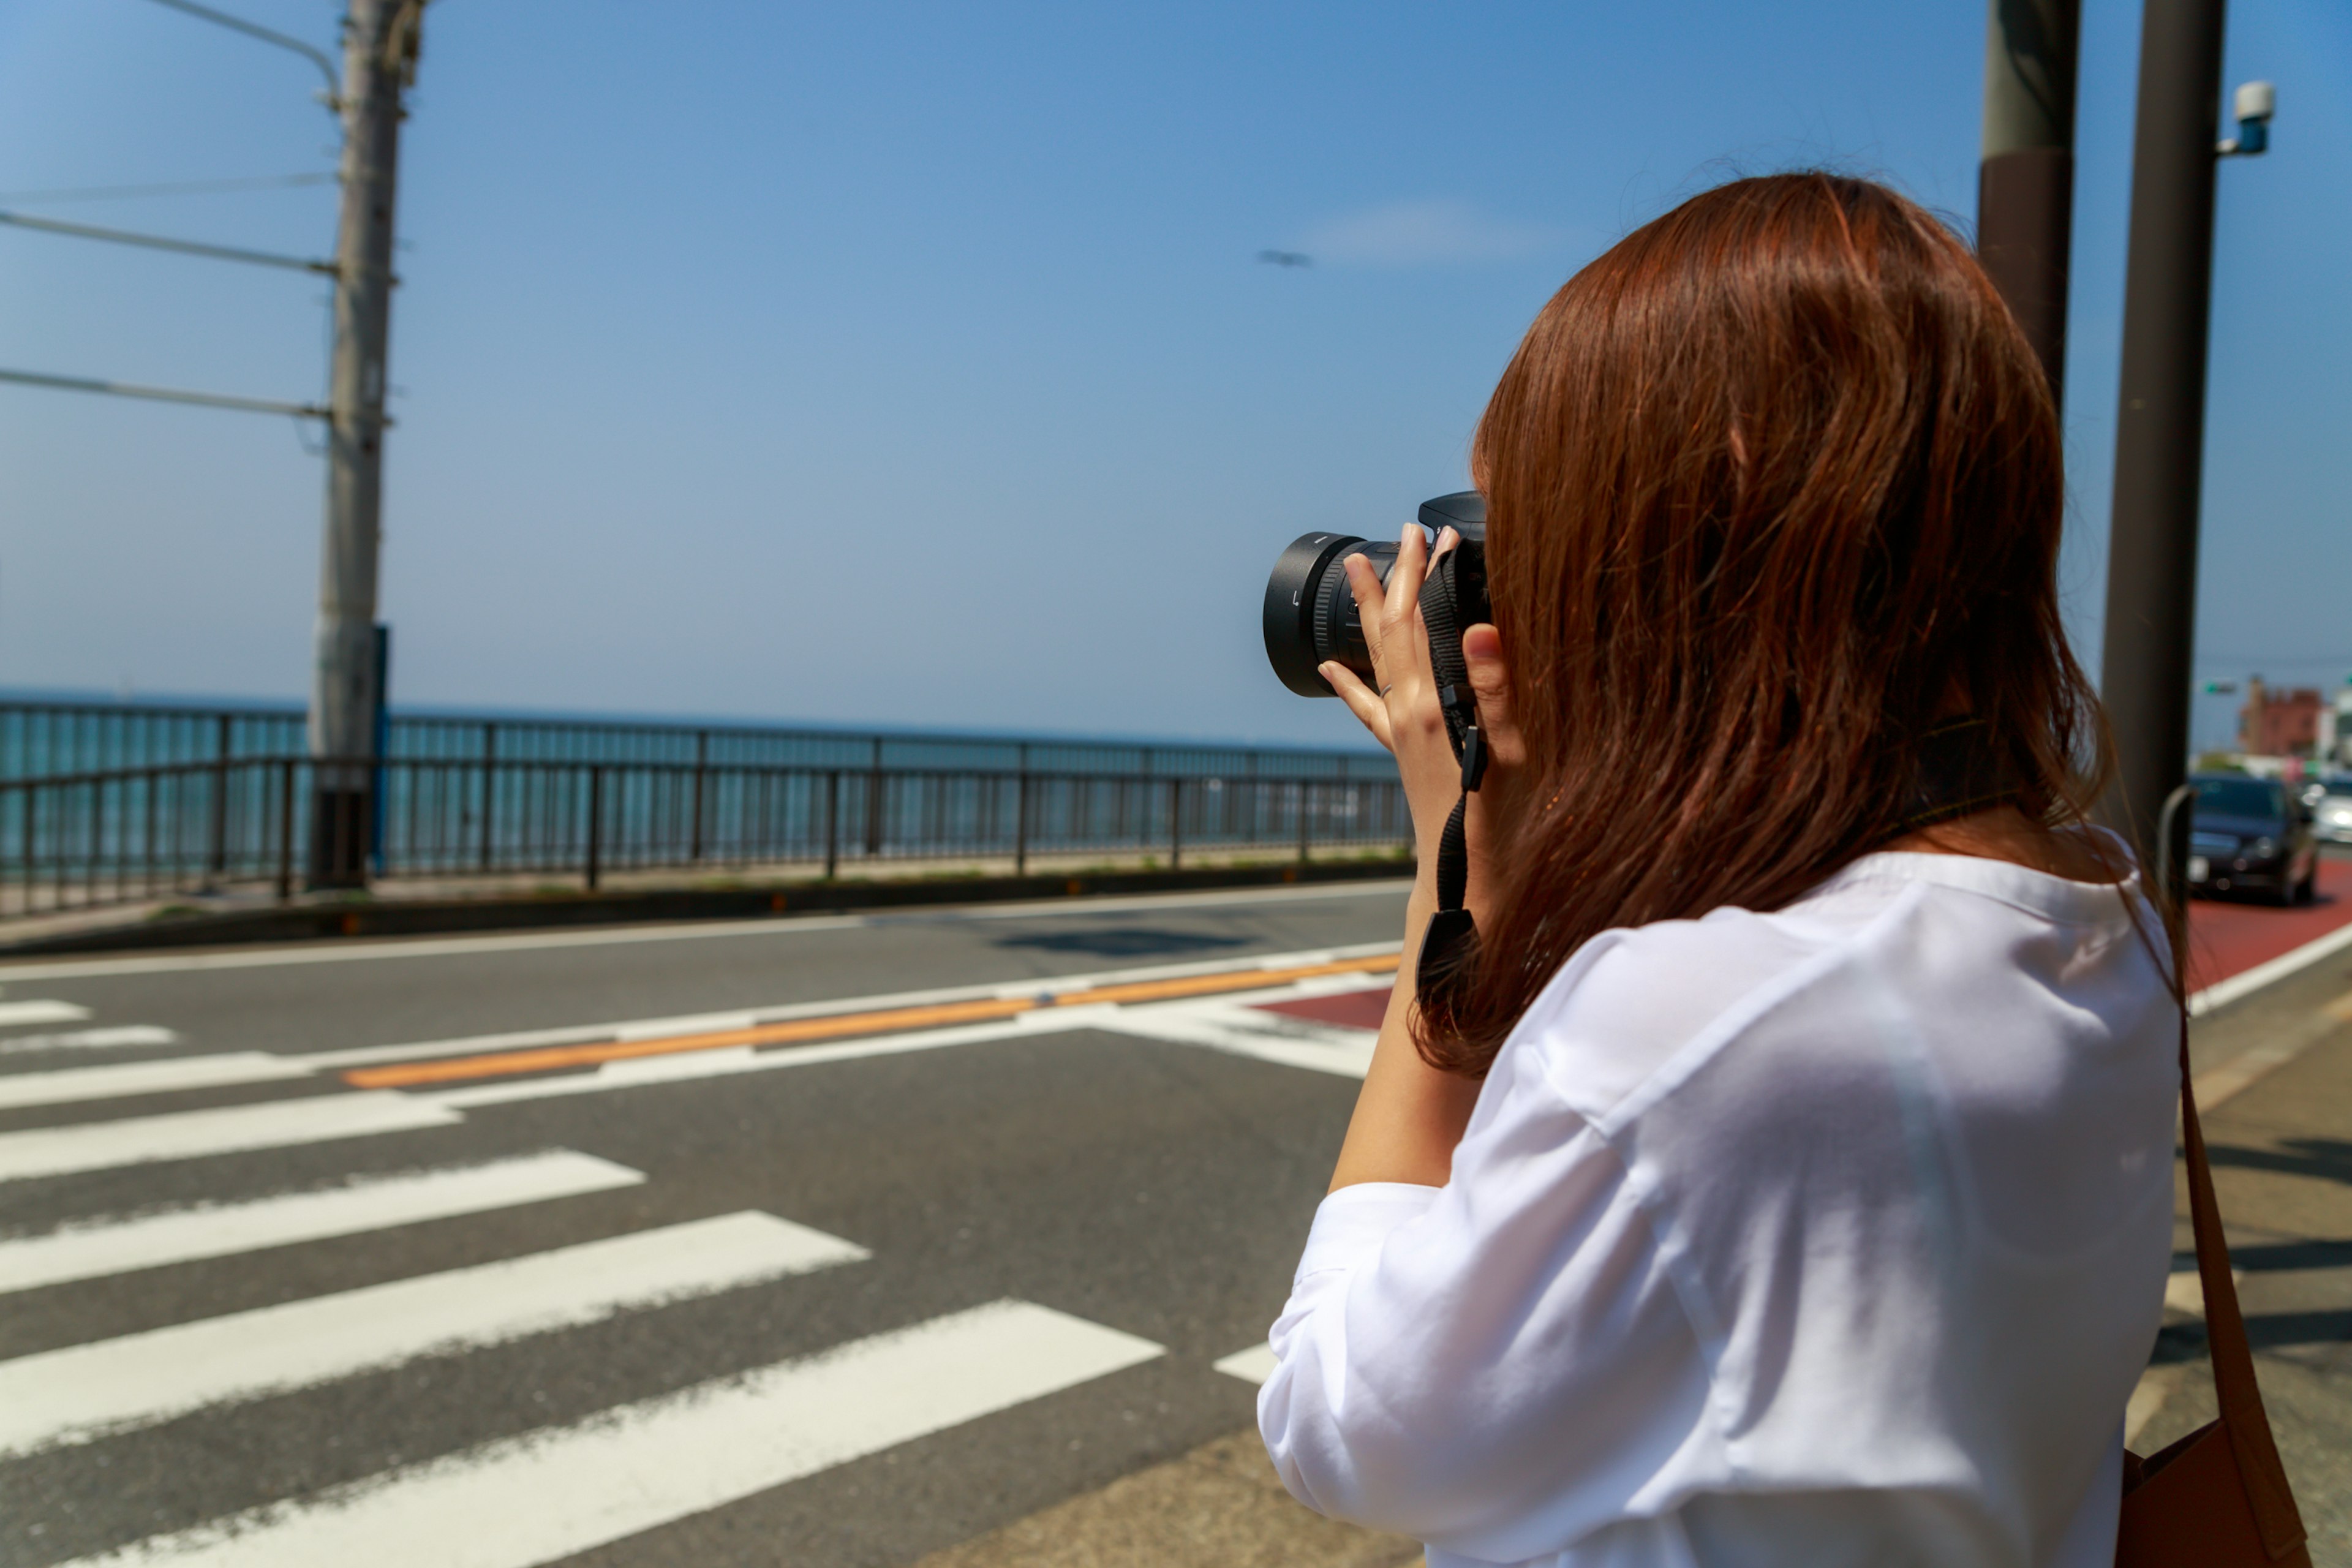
left=1169, top=777, right=1182, bottom=870
left=690, top=729, right=708, bottom=861
left=2098, top=0, right=2229, bottom=861
left=207, top=713, right=230, bottom=876
left=824, top=770, right=840, bottom=878
left=478, top=723, right=497, bottom=870
left=1297, top=780, right=1312, bottom=864
left=276, top=759, right=296, bottom=902
left=308, top=0, right=425, bottom=889
left=1977, top=0, right=2081, bottom=401
left=584, top=765, right=603, bottom=891
left=1014, top=772, right=1030, bottom=875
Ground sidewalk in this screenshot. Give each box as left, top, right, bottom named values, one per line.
left=2137, top=933, right=2352, bottom=1564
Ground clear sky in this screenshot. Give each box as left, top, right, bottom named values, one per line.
left=0, top=0, right=2344, bottom=753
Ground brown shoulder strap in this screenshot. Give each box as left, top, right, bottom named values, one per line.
left=2176, top=1015, right=2307, bottom=1558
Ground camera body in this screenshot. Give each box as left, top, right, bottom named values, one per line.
left=1262, top=492, right=1489, bottom=697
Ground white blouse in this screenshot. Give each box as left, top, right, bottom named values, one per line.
left=1260, top=848, right=2179, bottom=1568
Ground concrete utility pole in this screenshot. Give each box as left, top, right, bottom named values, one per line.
left=1977, top=0, right=2082, bottom=402
left=311, top=0, right=425, bottom=887
left=2096, top=0, right=2237, bottom=864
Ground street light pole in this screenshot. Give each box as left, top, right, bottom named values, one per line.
left=1977, top=0, right=2081, bottom=402
left=310, top=0, right=424, bottom=887
left=2096, top=0, right=2230, bottom=864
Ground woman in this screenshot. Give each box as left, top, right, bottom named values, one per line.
left=1257, top=174, right=2178, bottom=1567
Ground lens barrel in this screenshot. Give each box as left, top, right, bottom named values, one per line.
left=1264, top=533, right=1392, bottom=696
left=1261, top=493, right=1489, bottom=699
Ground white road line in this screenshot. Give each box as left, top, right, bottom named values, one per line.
left=65, top=1299, right=1164, bottom=1568
left=0, top=1151, right=643, bottom=1295
left=1090, top=1005, right=1378, bottom=1079
left=0, top=1052, right=311, bottom=1111
left=307, top=939, right=1401, bottom=1070
left=0, top=1025, right=179, bottom=1057
left=2190, top=916, right=2352, bottom=1016
left=0, top=1092, right=459, bottom=1184
left=418, top=981, right=1391, bottom=1112
left=0, top=1000, right=92, bottom=1027
left=1213, top=1343, right=1279, bottom=1385
left=0, top=1211, right=869, bottom=1457
left=0, top=879, right=1411, bottom=982
left=423, top=1020, right=1043, bottom=1110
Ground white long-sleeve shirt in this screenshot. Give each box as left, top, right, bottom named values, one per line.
left=1260, top=847, right=2178, bottom=1568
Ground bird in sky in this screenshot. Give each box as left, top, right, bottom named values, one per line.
left=1257, top=249, right=1313, bottom=268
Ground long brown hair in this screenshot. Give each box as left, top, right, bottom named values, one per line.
left=1419, top=172, right=2108, bottom=1077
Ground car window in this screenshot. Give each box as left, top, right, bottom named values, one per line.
left=2193, top=777, right=2285, bottom=818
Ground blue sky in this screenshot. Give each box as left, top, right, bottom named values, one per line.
left=0, top=0, right=2344, bottom=753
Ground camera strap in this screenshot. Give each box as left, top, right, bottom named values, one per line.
left=1416, top=555, right=1485, bottom=995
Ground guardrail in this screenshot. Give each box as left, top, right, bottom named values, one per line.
left=0, top=698, right=1393, bottom=783
left=0, top=756, right=1412, bottom=919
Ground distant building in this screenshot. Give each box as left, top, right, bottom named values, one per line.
left=2240, top=677, right=2324, bottom=758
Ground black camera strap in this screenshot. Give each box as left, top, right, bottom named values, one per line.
left=1416, top=555, right=1485, bottom=995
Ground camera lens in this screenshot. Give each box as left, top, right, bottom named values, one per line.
left=1261, top=494, right=1487, bottom=698
left=1262, top=533, right=1404, bottom=696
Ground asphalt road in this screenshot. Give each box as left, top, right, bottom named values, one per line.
left=0, top=880, right=1414, bottom=1568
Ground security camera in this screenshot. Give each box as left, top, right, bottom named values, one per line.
left=2220, top=80, right=2275, bottom=156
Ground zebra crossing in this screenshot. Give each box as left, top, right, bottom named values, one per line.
left=0, top=947, right=1389, bottom=1565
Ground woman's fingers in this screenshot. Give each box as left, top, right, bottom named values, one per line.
left=1341, top=553, right=1388, bottom=686
left=1460, top=622, right=1525, bottom=766
left=1320, top=661, right=1395, bottom=751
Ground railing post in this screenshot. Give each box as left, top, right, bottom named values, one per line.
left=276, top=759, right=296, bottom=902
left=824, top=769, right=840, bottom=878
left=208, top=714, right=230, bottom=877
left=690, top=729, right=708, bottom=861
left=865, top=738, right=884, bottom=857
left=1015, top=771, right=1030, bottom=876
left=478, top=723, right=497, bottom=872
left=584, top=764, right=605, bottom=891
left=1297, top=779, right=1312, bottom=864
left=1169, top=777, right=1182, bottom=871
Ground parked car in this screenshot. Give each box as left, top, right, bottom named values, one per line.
left=2310, top=776, right=2352, bottom=845
left=2187, top=773, right=2318, bottom=903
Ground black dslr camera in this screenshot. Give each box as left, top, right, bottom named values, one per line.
left=1262, top=491, right=1493, bottom=986
left=1261, top=492, right=1488, bottom=698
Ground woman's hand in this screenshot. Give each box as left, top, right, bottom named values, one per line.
left=1319, top=524, right=1525, bottom=919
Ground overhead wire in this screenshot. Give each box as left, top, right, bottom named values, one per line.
left=0, top=173, right=334, bottom=206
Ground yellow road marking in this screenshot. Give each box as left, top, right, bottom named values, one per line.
left=343, top=952, right=1401, bottom=1090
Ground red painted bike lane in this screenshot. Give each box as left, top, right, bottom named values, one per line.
left=2182, top=854, right=2352, bottom=995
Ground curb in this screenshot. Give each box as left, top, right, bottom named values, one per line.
left=0, top=858, right=1415, bottom=958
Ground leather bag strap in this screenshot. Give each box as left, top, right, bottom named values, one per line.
left=2174, top=1013, right=2307, bottom=1559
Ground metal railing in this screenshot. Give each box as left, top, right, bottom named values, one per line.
left=0, top=698, right=1393, bottom=783
left=0, top=756, right=1412, bottom=919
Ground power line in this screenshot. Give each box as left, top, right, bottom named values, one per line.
left=0, top=208, right=331, bottom=274
left=0, top=366, right=326, bottom=420
left=0, top=173, right=333, bottom=206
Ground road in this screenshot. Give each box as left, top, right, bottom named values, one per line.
left=0, top=881, right=1417, bottom=1568
left=3, top=864, right=2347, bottom=1568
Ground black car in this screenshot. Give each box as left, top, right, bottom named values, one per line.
left=2187, top=774, right=2319, bottom=903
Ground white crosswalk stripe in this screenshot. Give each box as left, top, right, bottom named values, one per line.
left=0, top=1211, right=870, bottom=1457
left=0, top=1150, right=644, bottom=1294
left=0, top=1090, right=459, bottom=1182
left=0, top=998, right=92, bottom=1028
left=0, top=1024, right=179, bottom=1056
left=0, top=1051, right=312, bottom=1110
left=61, top=1300, right=1164, bottom=1568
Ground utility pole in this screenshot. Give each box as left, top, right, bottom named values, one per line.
left=311, top=0, right=425, bottom=887
left=1977, top=0, right=2081, bottom=402
left=2096, top=0, right=2270, bottom=864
